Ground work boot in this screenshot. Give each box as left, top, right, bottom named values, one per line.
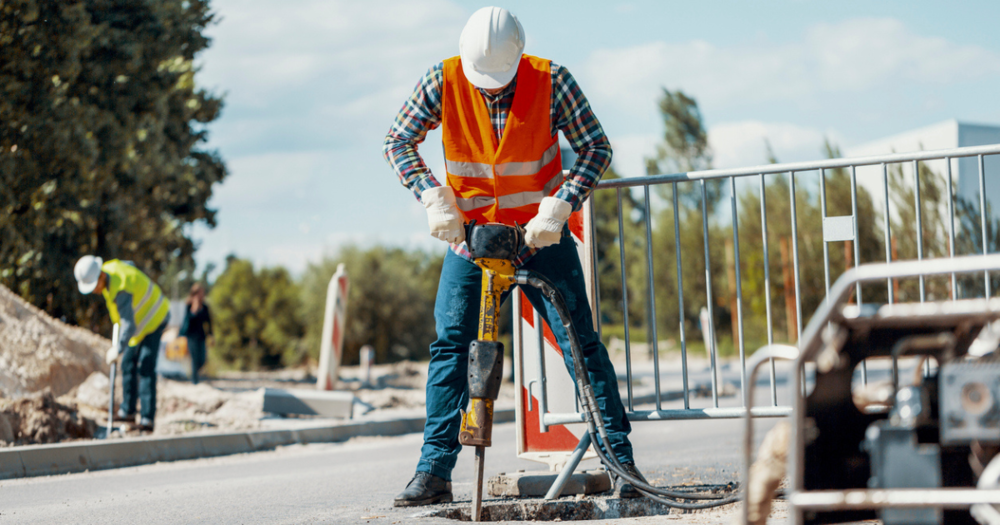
left=114, top=408, right=134, bottom=422
left=138, top=417, right=154, bottom=431
left=612, top=461, right=648, bottom=499
left=393, top=472, right=453, bottom=507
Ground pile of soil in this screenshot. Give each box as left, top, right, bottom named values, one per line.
left=0, top=391, right=94, bottom=445
left=0, top=284, right=108, bottom=399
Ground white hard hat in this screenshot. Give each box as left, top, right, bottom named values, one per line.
left=459, top=6, right=525, bottom=89
left=74, top=255, right=103, bottom=294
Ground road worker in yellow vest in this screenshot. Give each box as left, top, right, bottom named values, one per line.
left=75, top=255, right=170, bottom=430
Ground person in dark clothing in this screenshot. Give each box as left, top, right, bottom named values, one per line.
left=180, top=283, right=213, bottom=385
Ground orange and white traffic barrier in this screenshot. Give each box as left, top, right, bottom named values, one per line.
left=513, top=197, right=598, bottom=470
left=317, top=263, right=349, bottom=391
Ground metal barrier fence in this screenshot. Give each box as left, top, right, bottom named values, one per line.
left=521, top=142, right=1000, bottom=435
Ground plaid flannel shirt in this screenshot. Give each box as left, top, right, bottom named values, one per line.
left=382, top=60, right=612, bottom=265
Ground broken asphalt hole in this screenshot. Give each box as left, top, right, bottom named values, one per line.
left=414, top=492, right=736, bottom=521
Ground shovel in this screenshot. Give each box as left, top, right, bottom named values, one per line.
left=95, top=324, right=122, bottom=439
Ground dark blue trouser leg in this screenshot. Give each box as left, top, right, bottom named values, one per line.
left=121, top=342, right=141, bottom=416
left=520, top=233, right=633, bottom=464
left=138, top=321, right=164, bottom=420
left=418, top=250, right=481, bottom=481
left=121, top=322, right=164, bottom=421
left=188, top=337, right=206, bottom=385
left=416, top=235, right=633, bottom=481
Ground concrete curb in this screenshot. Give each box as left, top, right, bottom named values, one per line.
left=0, top=409, right=515, bottom=480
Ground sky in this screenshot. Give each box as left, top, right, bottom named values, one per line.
left=189, top=0, right=1000, bottom=276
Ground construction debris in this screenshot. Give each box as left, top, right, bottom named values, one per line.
left=262, top=388, right=356, bottom=418
left=0, top=391, right=94, bottom=445
left=154, top=381, right=265, bottom=435
left=0, top=284, right=107, bottom=399
left=415, top=492, right=736, bottom=521
left=488, top=469, right=611, bottom=498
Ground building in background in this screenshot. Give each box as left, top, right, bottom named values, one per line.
left=846, top=120, right=1000, bottom=218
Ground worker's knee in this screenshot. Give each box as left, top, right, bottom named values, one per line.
left=137, top=345, right=157, bottom=376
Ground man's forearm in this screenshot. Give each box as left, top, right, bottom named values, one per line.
left=554, top=140, right=612, bottom=211
left=382, top=133, right=442, bottom=201
left=549, top=64, right=613, bottom=211
left=114, top=292, right=136, bottom=354
left=382, top=64, right=446, bottom=202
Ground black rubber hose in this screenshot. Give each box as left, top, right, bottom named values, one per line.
left=514, top=270, right=740, bottom=509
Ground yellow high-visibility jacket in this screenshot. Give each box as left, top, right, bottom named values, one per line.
left=101, top=259, right=170, bottom=347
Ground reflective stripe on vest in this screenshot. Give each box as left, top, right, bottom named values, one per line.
left=134, top=294, right=165, bottom=337
left=441, top=54, right=563, bottom=226
left=135, top=281, right=155, bottom=314
left=445, top=142, right=560, bottom=180
left=101, top=259, right=170, bottom=347
left=455, top=168, right=564, bottom=212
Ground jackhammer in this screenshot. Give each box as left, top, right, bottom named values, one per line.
left=458, top=221, right=520, bottom=521
left=459, top=222, right=739, bottom=521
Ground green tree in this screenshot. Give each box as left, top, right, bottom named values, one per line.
left=591, top=167, right=645, bottom=326
left=643, top=87, right=719, bottom=209
left=953, top=197, right=1000, bottom=298
left=885, top=155, right=952, bottom=301
left=736, top=139, right=883, bottom=346
left=209, top=257, right=305, bottom=370
left=639, top=88, right=726, bottom=350
left=646, top=182, right=728, bottom=350
left=0, top=0, right=226, bottom=333
left=301, top=246, right=444, bottom=367
left=644, top=88, right=712, bottom=175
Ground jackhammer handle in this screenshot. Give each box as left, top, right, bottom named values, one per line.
left=464, top=221, right=525, bottom=260
left=463, top=220, right=477, bottom=245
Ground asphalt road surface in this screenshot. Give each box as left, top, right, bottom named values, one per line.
left=0, top=393, right=781, bottom=525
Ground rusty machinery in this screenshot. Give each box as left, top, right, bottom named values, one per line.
left=459, top=222, right=738, bottom=521
left=745, top=255, right=1000, bottom=525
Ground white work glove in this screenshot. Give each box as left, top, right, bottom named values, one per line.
left=106, top=346, right=120, bottom=365
left=524, top=197, right=572, bottom=249
left=422, top=186, right=465, bottom=244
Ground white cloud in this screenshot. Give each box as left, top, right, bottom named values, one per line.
left=202, top=0, right=465, bottom=91
left=610, top=121, right=838, bottom=178
left=198, top=0, right=468, bottom=154
left=211, top=150, right=334, bottom=209
left=707, top=121, right=843, bottom=169
left=582, top=17, right=1000, bottom=118
left=609, top=134, right=658, bottom=178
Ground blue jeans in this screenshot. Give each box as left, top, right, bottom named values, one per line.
left=121, top=320, right=165, bottom=421
left=188, top=336, right=206, bottom=385
left=417, top=232, right=633, bottom=481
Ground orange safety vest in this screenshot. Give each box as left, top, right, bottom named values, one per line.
left=441, top=54, right=563, bottom=226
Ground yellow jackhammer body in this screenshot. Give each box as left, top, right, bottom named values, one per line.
left=457, top=222, right=522, bottom=521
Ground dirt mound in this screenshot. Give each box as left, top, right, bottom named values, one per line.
left=153, top=379, right=265, bottom=435
left=0, top=391, right=94, bottom=445
left=0, top=284, right=108, bottom=399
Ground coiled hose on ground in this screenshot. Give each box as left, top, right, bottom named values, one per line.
left=515, top=270, right=742, bottom=510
